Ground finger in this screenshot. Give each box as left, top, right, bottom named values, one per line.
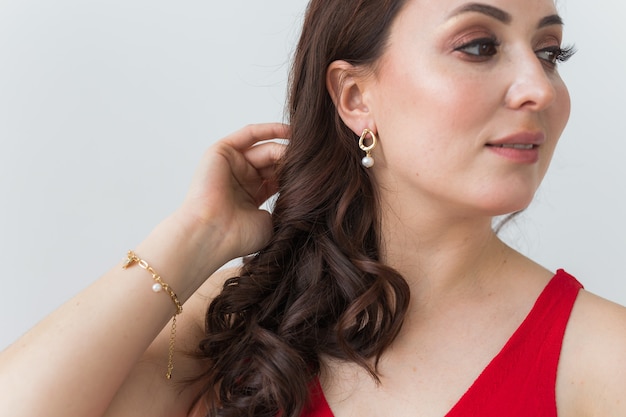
left=221, top=123, right=291, bottom=151
left=243, top=178, right=279, bottom=208
left=221, top=149, right=281, bottom=205
left=242, top=141, right=288, bottom=177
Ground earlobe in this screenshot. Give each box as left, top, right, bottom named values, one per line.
left=326, top=60, right=375, bottom=135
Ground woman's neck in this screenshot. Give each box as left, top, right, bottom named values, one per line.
left=379, top=207, right=513, bottom=311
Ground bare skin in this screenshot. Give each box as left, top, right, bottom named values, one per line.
left=0, top=122, right=625, bottom=417
left=2, top=0, right=626, bottom=416
left=319, top=0, right=626, bottom=415
left=0, top=123, right=290, bottom=417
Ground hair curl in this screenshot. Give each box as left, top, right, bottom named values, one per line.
left=194, top=1, right=411, bottom=416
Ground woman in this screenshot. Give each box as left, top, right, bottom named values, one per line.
left=1, top=0, right=625, bottom=416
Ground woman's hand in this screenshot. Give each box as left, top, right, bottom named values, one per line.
left=176, top=123, right=290, bottom=271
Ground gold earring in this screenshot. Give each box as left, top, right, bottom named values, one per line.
left=359, top=129, right=377, bottom=168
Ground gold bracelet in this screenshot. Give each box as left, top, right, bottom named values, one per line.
left=122, top=250, right=183, bottom=379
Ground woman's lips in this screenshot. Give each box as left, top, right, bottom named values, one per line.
left=488, top=143, right=536, bottom=150
left=486, top=143, right=540, bottom=163
left=486, top=132, right=545, bottom=163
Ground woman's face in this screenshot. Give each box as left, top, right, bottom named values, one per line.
left=365, top=0, right=571, bottom=218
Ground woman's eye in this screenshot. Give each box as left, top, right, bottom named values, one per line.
left=455, top=38, right=500, bottom=58
left=536, top=45, right=577, bottom=66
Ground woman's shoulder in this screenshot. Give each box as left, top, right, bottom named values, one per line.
left=558, top=284, right=626, bottom=417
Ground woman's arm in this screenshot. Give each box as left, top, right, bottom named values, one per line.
left=558, top=290, right=626, bottom=417
left=102, top=267, right=237, bottom=417
left=0, top=123, right=289, bottom=417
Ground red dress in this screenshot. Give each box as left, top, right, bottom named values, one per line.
left=301, top=269, right=583, bottom=417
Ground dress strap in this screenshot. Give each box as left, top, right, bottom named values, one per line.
left=446, top=269, right=583, bottom=416
left=300, top=377, right=334, bottom=417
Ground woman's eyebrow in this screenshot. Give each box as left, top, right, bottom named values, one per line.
left=448, top=3, right=512, bottom=24
left=447, top=3, right=564, bottom=28
left=538, top=14, right=564, bottom=29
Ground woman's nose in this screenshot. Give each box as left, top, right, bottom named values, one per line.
left=504, top=51, right=557, bottom=112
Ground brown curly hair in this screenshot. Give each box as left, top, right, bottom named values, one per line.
left=194, top=1, right=411, bottom=416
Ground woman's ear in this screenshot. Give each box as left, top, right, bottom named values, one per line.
left=326, top=60, right=376, bottom=136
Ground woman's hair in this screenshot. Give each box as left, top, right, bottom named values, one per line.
left=193, top=1, right=411, bottom=416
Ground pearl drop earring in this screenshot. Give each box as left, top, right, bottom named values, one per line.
left=359, top=128, right=378, bottom=168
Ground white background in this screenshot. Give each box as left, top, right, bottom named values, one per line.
left=1, top=0, right=625, bottom=350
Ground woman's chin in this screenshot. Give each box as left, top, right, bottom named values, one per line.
left=471, top=190, right=536, bottom=218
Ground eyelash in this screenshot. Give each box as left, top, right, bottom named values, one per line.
left=454, top=37, right=577, bottom=67
left=536, top=45, right=577, bottom=65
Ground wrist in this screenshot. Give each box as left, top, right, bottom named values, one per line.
left=133, top=210, right=235, bottom=302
